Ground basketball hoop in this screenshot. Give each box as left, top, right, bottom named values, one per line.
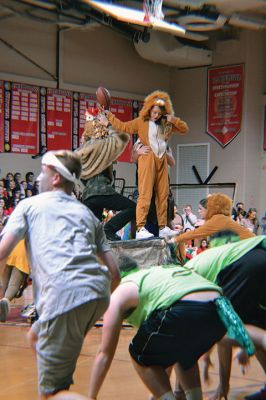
left=143, top=0, right=164, bottom=23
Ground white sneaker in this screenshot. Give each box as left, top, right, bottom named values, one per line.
left=136, top=227, right=154, bottom=239
left=159, top=226, right=177, bottom=238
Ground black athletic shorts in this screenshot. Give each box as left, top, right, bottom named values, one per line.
left=129, top=300, right=226, bottom=370
left=216, top=246, right=266, bottom=329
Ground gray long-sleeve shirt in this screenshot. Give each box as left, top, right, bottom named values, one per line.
left=1, top=190, right=111, bottom=322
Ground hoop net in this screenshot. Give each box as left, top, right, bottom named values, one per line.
left=143, top=0, right=164, bottom=22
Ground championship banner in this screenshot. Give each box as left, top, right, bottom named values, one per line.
left=9, top=83, right=39, bottom=154
left=46, top=88, right=72, bottom=150
left=264, top=106, right=266, bottom=151
left=207, top=64, right=244, bottom=147
left=110, top=97, right=133, bottom=163
left=78, top=93, right=97, bottom=146
left=0, top=81, right=4, bottom=152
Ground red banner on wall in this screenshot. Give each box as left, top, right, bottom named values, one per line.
left=78, top=93, right=97, bottom=145
left=264, top=106, right=266, bottom=151
left=10, top=83, right=39, bottom=154
left=0, top=81, right=4, bottom=153
left=207, top=64, right=244, bottom=147
left=46, top=89, right=72, bottom=150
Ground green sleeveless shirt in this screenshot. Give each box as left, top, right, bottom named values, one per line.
left=122, top=264, right=221, bottom=328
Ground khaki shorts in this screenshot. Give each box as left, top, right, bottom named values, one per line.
left=36, top=298, right=109, bottom=395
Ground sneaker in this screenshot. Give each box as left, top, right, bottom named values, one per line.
left=136, top=227, right=154, bottom=239
left=159, top=226, right=177, bottom=238
left=245, top=384, right=266, bottom=400
left=21, top=303, right=36, bottom=317
left=0, top=298, right=10, bottom=322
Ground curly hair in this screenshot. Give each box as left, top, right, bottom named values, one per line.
left=206, top=193, right=232, bottom=220
left=139, top=90, right=174, bottom=121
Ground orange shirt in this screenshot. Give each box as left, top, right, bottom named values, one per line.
left=175, top=214, right=255, bottom=243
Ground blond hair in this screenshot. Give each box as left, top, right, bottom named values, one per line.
left=53, top=150, right=81, bottom=192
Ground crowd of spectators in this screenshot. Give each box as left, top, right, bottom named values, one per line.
left=0, top=170, right=85, bottom=233
left=0, top=171, right=38, bottom=232
left=1, top=169, right=265, bottom=243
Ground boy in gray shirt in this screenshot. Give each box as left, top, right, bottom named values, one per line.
left=0, top=150, right=120, bottom=399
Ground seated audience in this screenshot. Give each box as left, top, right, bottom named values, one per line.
left=242, top=208, right=259, bottom=234
left=182, top=204, right=197, bottom=231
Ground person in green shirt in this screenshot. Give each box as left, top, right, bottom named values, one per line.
left=185, top=232, right=266, bottom=330
left=88, top=255, right=253, bottom=400
left=183, top=231, right=266, bottom=400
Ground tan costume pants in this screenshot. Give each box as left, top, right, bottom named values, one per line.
left=137, top=152, right=168, bottom=228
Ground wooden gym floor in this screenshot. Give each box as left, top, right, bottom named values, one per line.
left=0, top=288, right=264, bottom=400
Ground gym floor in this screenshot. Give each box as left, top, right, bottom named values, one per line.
left=0, top=289, right=264, bottom=400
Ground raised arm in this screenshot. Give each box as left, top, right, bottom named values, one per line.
left=166, top=115, right=189, bottom=134
left=174, top=219, right=216, bottom=244
left=88, top=283, right=138, bottom=399
left=107, top=112, right=140, bottom=135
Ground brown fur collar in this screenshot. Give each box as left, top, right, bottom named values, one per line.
left=75, top=129, right=129, bottom=180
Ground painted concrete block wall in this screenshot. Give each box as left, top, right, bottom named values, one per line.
left=61, top=26, right=171, bottom=95
left=0, top=15, right=265, bottom=215
left=169, top=30, right=265, bottom=213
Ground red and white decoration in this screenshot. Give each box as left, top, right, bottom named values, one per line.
left=207, top=64, right=244, bottom=148
left=10, top=83, right=39, bottom=154
left=0, top=81, right=4, bottom=153
left=46, top=88, right=72, bottom=150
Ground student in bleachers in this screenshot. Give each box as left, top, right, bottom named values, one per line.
left=241, top=208, right=259, bottom=234
left=196, top=238, right=208, bottom=255
left=194, top=198, right=207, bottom=228
left=25, top=171, right=35, bottom=190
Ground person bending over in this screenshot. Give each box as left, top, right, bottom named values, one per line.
left=88, top=255, right=253, bottom=400
left=180, top=230, right=266, bottom=400
left=172, top=193, right=254, bottom=263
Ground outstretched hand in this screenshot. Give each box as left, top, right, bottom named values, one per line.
left=97, top=104, right=109, bottom=115
left=97, top=113, right=109, bottom=127
left=165, top=114, right=176, bottom=123
left=234, top=348, right=250, bottom=375
left=137, top=145, right=151, bottom=156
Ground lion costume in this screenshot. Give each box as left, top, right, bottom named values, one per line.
left=107, top=90, right=188, bottom=230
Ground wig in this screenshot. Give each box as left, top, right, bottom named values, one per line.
left=206, top=193, right=232, bottom=220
